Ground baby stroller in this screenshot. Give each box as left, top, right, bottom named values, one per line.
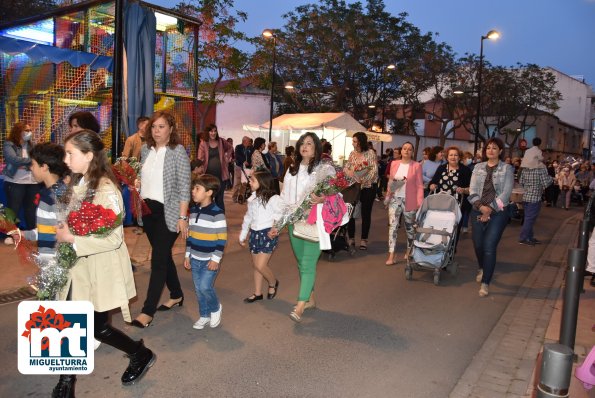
left=237, top=168, right=252, bottom=205
left=325, top=184, right=360, bottom=261
left=405, top=192, right=461, bottom=285
left=325, top=202, right=355, bottom=260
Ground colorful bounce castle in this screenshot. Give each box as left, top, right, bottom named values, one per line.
left=0, top=0, right=210, bottom=160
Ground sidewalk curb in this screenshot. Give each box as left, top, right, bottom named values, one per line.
left=449, top=214, right=581, bottom=398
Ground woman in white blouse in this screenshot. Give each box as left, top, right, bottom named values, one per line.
left=270, top=132, right=333, bottom=322
left=132, top=111, right=191, bottom=328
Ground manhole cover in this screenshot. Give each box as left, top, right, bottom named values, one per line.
left=0, top=286, right=37, bottom=304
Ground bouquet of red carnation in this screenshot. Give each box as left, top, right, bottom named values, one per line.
left=56, top=201, right=122, bottom=275
left=112, top=158, right=150, bottom=220
left=353, top=160, right=373, bottom=180
left=67, top=201, right=120, bottom=235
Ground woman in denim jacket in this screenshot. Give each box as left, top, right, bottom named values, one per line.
left=468, top=138, right=514, bottom=297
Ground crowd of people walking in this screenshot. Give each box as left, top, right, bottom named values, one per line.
left=4, top=109, right=595, bottom=397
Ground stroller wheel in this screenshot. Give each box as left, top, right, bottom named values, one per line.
left=405, top=268, right=412, bottom=281
left=433, top=272, right=440, bottom=286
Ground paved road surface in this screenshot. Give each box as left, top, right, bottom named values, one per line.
left=0, top=195, right=577, bottom=397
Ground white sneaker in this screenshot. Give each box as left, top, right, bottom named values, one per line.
left=94, top=339, right=101, bottom=350
left=476, top=269, right=483, bottom=283
left=479, top=283, right=489, bottom=297
left=210, top=304, right=222, bottom=328
left=192, top=317, right=211, bottom=330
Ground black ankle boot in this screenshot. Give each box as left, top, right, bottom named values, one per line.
left=121, top=339, right=156, bottom=386
left=51, top=375, right=76, bottom=398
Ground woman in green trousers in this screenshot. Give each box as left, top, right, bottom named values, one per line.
left=270, top=132, right=333, bottom=322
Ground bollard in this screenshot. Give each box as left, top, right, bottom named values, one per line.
left=537, top=343, right=574, bottom=398
left=559, top=248, right=584, bottom=350
left=578, top=219, right=590, bottom=294
left=578, top=219, right=590, bottom=254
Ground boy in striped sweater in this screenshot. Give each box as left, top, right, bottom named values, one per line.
left=184, top=174, right=227, bottom=330
left=13, top=143, right=68, bottom=258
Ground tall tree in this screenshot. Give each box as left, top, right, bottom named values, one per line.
left=250, top=0, right=451, bottom=136
left=0, top=0, right=56, bottom=24
left=174, top=0, right=253, bottom=135
left=452, top=61, right=561, bottom=154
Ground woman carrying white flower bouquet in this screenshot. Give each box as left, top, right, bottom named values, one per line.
left=269, top=132, right=338, bottom=323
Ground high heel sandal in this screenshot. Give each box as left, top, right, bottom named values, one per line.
left=289, top=309, right=302, bottom=323
left=359, top=239, right=368, bottom=250
left=267, top=280, right=279, bottom=299
left=130, top=315, right=153, bottom=329
left=156, top=297, right=184, bottom=311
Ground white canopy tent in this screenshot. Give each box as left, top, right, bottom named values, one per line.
left=243, top=112, right=391, bottom=164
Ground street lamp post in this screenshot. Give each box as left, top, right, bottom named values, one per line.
left=474, top=30, right=500, bottom=156
left=380, top=64, right=396, bottom=153
left=262, top=29, right=276, bottom=142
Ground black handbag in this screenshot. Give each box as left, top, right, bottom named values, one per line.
left=341, top=183, right=361, bottom=204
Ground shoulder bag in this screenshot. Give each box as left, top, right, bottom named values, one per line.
left=292, top=172, right=319, bottom=242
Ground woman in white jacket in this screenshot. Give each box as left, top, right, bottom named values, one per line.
left=239, top=170, right=282, bottom=302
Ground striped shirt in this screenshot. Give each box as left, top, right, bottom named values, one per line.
left=186, top=202, right=227, bottom=263
left=23, top=180, right=67, bottom=257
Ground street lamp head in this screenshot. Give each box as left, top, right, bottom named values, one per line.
left=284, top=81, right=295, bottom=90
left=453, top=86, right=465, bottom=95
left=368, top=104, right=376, bottom=109
left=262, top=29, right=275, bottom=38
left=485, top=30, right=500, bottom=40
left=386, top=64, right=396, bottom=70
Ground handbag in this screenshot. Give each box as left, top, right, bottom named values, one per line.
left=293, top=220, right=319, bottom=242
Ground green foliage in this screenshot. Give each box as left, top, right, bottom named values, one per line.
left=449, top=59, right=561, bottom=152
left=174, top=0, right=254, bottom=133
left=250, top=0, right=453, bottom=130
left=0, top=0, right=56, bottom=25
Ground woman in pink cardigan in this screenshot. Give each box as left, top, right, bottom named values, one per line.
left=197, top=124, right=233, bottom=211
left=384, top=142, right=424, bottom=265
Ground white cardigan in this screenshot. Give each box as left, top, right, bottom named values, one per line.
left=281, top=163, right=335, bottom=250
left=239, top=193, right=283, bottom=242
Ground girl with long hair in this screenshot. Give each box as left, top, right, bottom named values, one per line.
left=53, top=130, right=155, bottom=396
left=239, top=170, right=282, bottom=303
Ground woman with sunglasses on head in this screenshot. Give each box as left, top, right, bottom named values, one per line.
left=468, top=138, right=514, bottom=297
left=384, top=141, right=424, bottom=265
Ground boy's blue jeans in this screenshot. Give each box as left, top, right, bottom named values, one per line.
left=190, top=258, right=220, bottom=318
